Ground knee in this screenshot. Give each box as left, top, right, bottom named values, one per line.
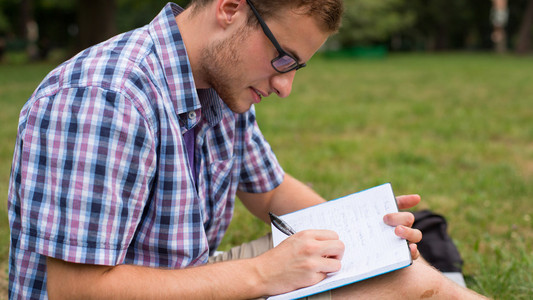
left=332, top=259, right=475, bottom=299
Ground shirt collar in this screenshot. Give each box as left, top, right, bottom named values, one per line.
left=148, top=3, right=224, bottom=128
left=148, top=3, right=201, bottom=115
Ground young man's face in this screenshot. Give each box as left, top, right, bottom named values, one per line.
left=200, top=5, right=329, bottom=113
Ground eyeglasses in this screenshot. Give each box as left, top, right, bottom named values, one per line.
left=246, top=0, right=306, bottom=73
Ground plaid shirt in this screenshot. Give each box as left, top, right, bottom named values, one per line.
left=8, top=3, right=284, bottom=298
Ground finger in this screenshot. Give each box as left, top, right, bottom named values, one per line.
left=395, top=194, right=421, bottom=210
left=319, top=240, right=345, bottom=260
left=409, top=243, right=420, bottom=260
left=383, top=212, right=415, bottom=227
left=395, top=225, right=422, bottom=244
left=298, top=229, right=340, bottom=241
left=318, top=256, right=342, bottom=274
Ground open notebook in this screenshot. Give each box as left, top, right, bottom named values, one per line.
left=268, top=183, right=412, bottom=299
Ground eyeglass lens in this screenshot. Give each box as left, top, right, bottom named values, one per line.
left=246, top=0, right=305, bottom=73
left=273, top=55, right=299, bottom=72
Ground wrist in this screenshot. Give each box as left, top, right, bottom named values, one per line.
left=246, top=256, right=271, bottom=297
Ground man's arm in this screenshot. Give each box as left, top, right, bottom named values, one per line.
left=236, top=176, right=485, bottom=299
left=237, top=173, right=326, bottom=223
left=47, top=218, right=344, bottom=299
left=47, top=175, right=418, bottom=299
left=238, top=173, right=422, bottom=258
left=47, top=256, right=265, bottom=299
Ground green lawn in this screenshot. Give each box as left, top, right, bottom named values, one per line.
left=1, top=53, right=532, bottom=298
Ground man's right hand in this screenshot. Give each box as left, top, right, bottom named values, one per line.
left=253, top=229, right=345, bottom=296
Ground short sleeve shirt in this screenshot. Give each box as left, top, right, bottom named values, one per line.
left=7, top=3, right=284, bottom=298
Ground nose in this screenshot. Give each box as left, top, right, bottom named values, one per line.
left=271, top=71, right=296, bottom=98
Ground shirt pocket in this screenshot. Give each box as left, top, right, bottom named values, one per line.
left=205, top=157, right=236, bottom=224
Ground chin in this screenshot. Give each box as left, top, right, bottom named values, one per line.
left=222, top=97, right=254, bottom=114
left=229, top=104, right=253, bottom=114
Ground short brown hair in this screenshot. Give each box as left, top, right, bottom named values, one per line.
left=189, top=0, right=343, bottom=33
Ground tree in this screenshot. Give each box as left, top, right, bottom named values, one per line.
left=404, top=0, right=493, bottom=51
left=0, top=0, right=14, bottom=61
left=76, top=0, right=117, bottom=51
left=0, top=0, right=189, bottom=60
left=332, top=0, right=415, bottom=48
left=491, top=0, right=509, bottom=53
left=516, top=0, right=533, bottom=53
left=74, top=0, right=191, bottom=52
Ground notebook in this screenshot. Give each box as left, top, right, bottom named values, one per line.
left=268, top=183, right=412, bottom=299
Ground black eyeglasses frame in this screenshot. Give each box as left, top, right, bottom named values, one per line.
left=246, top=0, right=306, bottom=73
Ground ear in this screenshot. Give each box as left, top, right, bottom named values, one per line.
left=215, top=0, right=247, bottom=29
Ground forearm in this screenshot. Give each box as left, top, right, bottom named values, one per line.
left=238, top=174, right=326, bottom=223
left=47, top=256, right=267, bottom=300
left=268, top=174, right=325, bottom=214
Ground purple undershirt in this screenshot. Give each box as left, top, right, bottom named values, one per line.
left=183, top=128, right=196, bottom=184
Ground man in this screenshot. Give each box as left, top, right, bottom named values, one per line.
left=8, top=0, right=485, bottom=299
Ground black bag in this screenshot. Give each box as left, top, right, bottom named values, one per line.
left=412, top=210, right=464, bottom=273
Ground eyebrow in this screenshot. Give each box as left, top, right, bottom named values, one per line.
left=284, top=46, right=305, bottom=64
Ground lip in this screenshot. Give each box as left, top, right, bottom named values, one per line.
left=250, top=87, right=264, bottom=104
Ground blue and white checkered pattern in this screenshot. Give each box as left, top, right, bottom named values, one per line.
left=8, top=3, right=284, bottom=298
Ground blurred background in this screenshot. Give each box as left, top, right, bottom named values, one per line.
left=0, top=0, right=532, bottom=299
left=0, top=0, right=532, bottom=62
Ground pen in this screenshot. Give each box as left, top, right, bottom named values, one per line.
left=269, top=212, right=296, bottom=236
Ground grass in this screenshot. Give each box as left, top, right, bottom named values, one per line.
left=1, top=53, right=532, bottom=299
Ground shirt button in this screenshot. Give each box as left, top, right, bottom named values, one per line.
left=188, top=111, right=196, bottom=119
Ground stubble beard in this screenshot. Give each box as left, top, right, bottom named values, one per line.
left=199, top=26, right=252, bottom=114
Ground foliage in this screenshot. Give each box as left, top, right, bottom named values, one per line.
left=401, top=0, right=532, bottom=51
left=0, top=12, right=8, bottom=33
left=116, top=0, right=191, bottom=32
left=1, top=0, right=532, bottom=54
left=329, top=0, right=533, bottom=51
left=0, top=0, right=192, bottom=59
left=333, top=0, right=415, bottom=47
left=39, top=0, right=75, bottom=10
left=0, top=0, right=17, bottom=33
left=403, top=0, right=492, bottom=50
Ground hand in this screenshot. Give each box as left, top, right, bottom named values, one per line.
left=254, top=230, right=345, bottom=296
left=383, top=194, right=422, bottom=260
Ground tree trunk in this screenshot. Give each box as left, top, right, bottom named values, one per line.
left=491, top=0, right=508, bottom=53
left=76, top=0, right=117, bottom=52
left=516, top=0, right=533, bottom=54
left=19, top=0, right=30, bottom=39
left=20, top=0, right=40, bottom=60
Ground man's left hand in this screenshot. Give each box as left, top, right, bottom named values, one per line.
left=383, top=194, right=422, bottom=260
